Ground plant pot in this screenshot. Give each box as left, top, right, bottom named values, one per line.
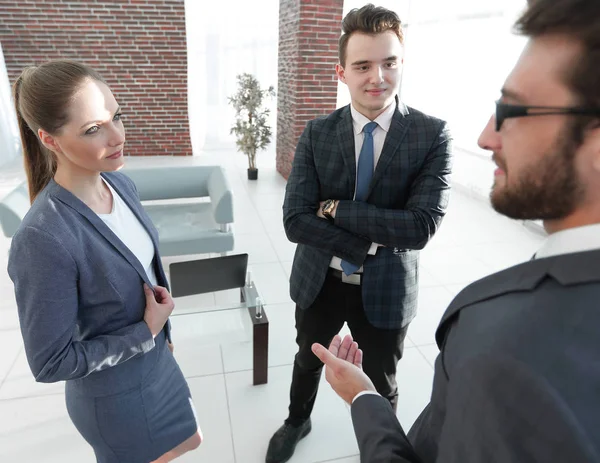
left=247, top=168, right=258, bottom=180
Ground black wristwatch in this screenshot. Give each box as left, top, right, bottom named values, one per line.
left=321, top=199, right=337, bottom=221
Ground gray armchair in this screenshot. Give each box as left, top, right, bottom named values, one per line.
left=0, top=182, right=28, bottom=238
left=123, top=165, right=235, bottom=257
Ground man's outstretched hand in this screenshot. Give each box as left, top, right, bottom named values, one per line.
left=312, top=334, right=376, bottom=404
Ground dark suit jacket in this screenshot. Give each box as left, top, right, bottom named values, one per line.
left=7, top=172, right=171, bottom=386
left=283, top=100, right=453, bottom=329
left=351, top=250, right=600, bottom=462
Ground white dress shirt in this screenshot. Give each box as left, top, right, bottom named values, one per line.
left=330, top=101, right=396, bottom=272
left=534, top=223, right=600, bottom=259
left=97, top=178, right=158, bottom=286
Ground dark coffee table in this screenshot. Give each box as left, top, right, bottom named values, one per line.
left=168, top=254, right=269, bottom=385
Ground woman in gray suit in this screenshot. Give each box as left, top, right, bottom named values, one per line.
left=7, top=60, right=202, bottom=462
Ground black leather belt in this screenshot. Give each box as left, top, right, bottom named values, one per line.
left=328, top=268, right=362, bottom=285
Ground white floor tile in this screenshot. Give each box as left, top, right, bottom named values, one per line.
left=445, top=283, right=468, bottom=300
left=0, top=349, right=65, bottom=400
left=423, top=256, right=494, bottom=286
left=258, top=208, right=286, bottom=233
left=0, top=293, right=18, bottom=315
left=170, top=308, right=252, bottom=348
left=232, top=232, right=280, bottom=264
left=226, top=365, right=359, bottom=463
left=244, top=175, right=288, bottom=196
left=0, top=329, right=22, bottom=385
left=418, top=265, right=443, bottom=288
left=407, top=287, right=454, bottom=346
left=281, top=260, right=293, bottom=279
left=417, top=344, right=440, bottom=368
left=251, top=262, right=293, bottom=305
left=233, top=209, right=269, bottom=234
left=250, top=192, right=285, bottom=211
left=173, top=342, right=224, bottom=379
left=420, top=245, right=482, bottom=269
left=0, top=393, right=94, bottom=462
left=178, top=375, right=236, bottom=463
left=396, top=347, right=434, bottom=431
left=269, top=232, right=297, bottom=262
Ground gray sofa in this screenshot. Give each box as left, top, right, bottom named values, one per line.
left=0, top=165, right=235, bottom=257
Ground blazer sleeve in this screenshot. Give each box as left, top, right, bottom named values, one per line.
left=8, top=226, right=156, bottom=383
left=283, top=120, right=372, bottom=266
left=334, top=122, right=452, bottom=249
left=351, top=354, right=598, bottom=463
left=351, top=393, right=423, bottom=463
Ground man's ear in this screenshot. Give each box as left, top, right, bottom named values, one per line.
left=38, top=129, right=62, bottom=155
left=335, top=63, right=347, bottom=84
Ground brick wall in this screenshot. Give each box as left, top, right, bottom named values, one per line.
left=0, top=0, right=191, bottom=157
left=276, top=0, right=343, bottom=178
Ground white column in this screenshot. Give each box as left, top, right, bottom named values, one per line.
left=184, top=0, right=207, bottom=155
left=0, top=42, right=22, bottom=167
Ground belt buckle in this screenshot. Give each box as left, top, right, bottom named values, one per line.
left=341, top=272, right=361, bottom=285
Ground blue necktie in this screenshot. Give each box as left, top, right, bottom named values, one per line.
left=341, top=121, right=378, bottom=276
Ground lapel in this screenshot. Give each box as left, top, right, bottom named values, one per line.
left=367, top=99, right=411, bottom=198
left=101, top=173, right=160, bottom=252
left=103, top=174, right=169, bottom=289
left=336, top=105, right=358, bottom=198
left=48, top=176, right=155, bottom=287
left=434, top=249, right=600, bottom=347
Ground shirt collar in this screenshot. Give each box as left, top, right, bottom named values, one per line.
left=535, top=223, right=600, bottom=259
left=350, top=100, right=396, bottom=135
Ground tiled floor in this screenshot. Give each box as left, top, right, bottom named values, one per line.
left=0, top=149, right=546, bottom=462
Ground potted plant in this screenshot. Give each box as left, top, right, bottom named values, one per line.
left=228, top=73, right=275, bottom=180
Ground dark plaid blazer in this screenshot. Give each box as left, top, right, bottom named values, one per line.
left=283, top=100, right=453, bottom=329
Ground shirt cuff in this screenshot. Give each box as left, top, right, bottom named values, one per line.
left=352, top=390, right=380, bottom=404
left=367, top=243, right=381, bottom=255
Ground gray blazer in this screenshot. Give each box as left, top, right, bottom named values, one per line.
left=283, top=100, right=453, bottom=329
left=7, top=172, right=171, bottom=386
left=351, top=250, right=600, bottom=462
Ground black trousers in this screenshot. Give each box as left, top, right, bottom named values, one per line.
left=286, top=270, right=409, bottom=425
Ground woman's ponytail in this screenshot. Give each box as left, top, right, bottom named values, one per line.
left=12, top=69, right=56, bottom=204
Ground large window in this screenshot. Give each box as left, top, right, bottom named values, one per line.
left=400, top=0, right=527, bottom=155
left=0, top=42, right=21, bottom=167
left=185, top=0, right=279, bottom=152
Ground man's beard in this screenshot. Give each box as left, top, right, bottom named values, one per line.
left=490, top=124, right=584, bottom=220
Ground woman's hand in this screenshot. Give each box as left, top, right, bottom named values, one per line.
left=143, top=284, right=175, bottom=339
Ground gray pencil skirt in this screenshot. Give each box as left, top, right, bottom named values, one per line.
left=65, top=331, right=198, bottom=463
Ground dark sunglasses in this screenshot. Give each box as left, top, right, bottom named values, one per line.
left=495, top=101, right=600, bottom=131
